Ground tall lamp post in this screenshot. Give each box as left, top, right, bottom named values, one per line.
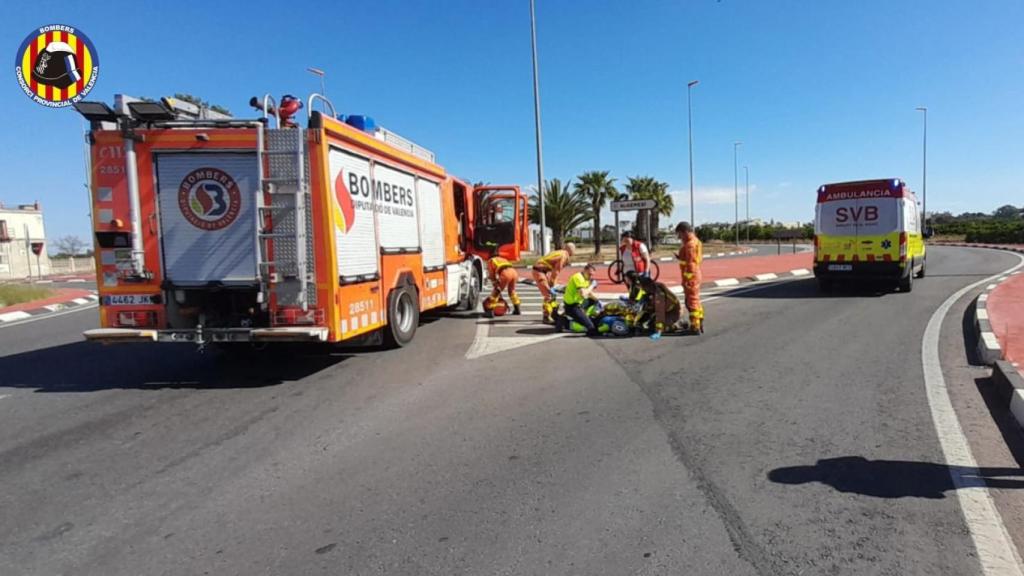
left=744, top=165, right=750, bottom=242
left=915, top=106, right=927, bottom=230
left=307, top=67, right=326, bottom=96
left=529, top=0, right=548, bottom=253
left=687, top=80, right=699, bottom=226
left=733, top=141, right=742, bottom=246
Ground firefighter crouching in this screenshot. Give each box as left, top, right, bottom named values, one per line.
left=531, top=242, right=576, bottom=323
left=484, top=255, right=521, bottom=317
left=675, top=221, right=704, bottom=333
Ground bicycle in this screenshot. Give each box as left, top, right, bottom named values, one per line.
left=607, top=259, right=660, bottom=285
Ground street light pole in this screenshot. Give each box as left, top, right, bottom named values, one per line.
left=307, top=67, right=326, bottom=97
left=529, top=0, right=548, bottom=254
left=916, top=106, right=927, bottom=229
left=744, top=165, right=749, bottom=242
left=733, top=141, right=742, bottom=246
left=687, top=80, right=699, bottom=226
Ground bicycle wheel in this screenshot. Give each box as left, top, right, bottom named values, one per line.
left=649, top=260, right=661, bottom=282
left=607, top=260, right=625, bottom=284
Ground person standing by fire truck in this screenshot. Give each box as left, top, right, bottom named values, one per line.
left=483, top=255, right=521, bottom=317
left=532, top=242, right=576, bottom=323
left=675, top=222, right=703, bottom=333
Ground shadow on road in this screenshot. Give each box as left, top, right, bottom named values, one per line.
left=0, top=341, right=349, bottom=392
left=724, top=278, right=890, bottom=299
left=768, top=456, right=1024, bottom=499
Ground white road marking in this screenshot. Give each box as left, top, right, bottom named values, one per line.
left=978, top=309, right=990, bottom=320
left=714, top=278, right=740, bottom=287
left=921, top=252, right=1024, bottom=576
left=979, top=293, right=989, bottom=303
left=71, top=298, right=90, bottom=305
left=790, top=268, right=812, bottom=276
left=753, top=273, right=778, bottom=281
left=987, top=284, right=998, bottom=290
left=0, top=303, right=97, bottom=329
left=68, top=279, right=86, bottom=283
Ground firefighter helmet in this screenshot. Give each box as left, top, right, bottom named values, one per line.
left=32, top=41, right=81, bottom=90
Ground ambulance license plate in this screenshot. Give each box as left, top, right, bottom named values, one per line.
left=102, top=294, right=158, bottom=306
left=827, top=264, right=853, bottom=272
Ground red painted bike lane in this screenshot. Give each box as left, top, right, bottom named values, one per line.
left=541, top=252, right=814, bottom=293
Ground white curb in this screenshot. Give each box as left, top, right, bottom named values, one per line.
left=714, top=278, right=740, bottom=287
left=0, top=311, right=32, bottom=323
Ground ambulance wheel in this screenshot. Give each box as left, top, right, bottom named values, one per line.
left=916, top=256, right=927, bottom=278
left=385, top=286, right=419, bottom=348
left=899, top=267, right=914, bottom=293
left=817, top=277, right=833, bottom=293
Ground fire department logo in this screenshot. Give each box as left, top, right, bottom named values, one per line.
left=333, top=170, right=357, bottom=234
left=178, top=168, right=242, bottom=231
left=15, top=24, right=99, bottom=108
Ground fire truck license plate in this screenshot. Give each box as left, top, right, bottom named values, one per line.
left=102, top=294, right=158, bottom=306
left=827, top=264, right=853, bottom=272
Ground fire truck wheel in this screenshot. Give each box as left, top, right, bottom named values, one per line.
left=385, top=286, right=419, bottom=348
left=459, top=270, right=481, bottom=311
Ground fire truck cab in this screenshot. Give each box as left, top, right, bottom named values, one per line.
left=74, top=93, right=527, bottom=348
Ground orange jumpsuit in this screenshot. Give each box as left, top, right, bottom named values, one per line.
left=485, top=257, right=520, bottom=313
left=679, top=233, right=703, bottom=330
left=531, top=249, right=569, bottom=322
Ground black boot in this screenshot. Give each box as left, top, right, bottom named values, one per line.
left=513, top=304, right=522, bottom=315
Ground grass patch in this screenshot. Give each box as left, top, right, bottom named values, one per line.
left=0, top=283, right=54, bottom=307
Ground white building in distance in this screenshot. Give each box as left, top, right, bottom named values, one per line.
left=0, top=202, right=51, bottom=279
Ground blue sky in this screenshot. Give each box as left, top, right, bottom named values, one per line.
left=3, top=0, right=1022, bottom=242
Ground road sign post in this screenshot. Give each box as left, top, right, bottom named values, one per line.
left=31, top=241, right=43, bottom=279
left=610, top=199, right=658, bottom=249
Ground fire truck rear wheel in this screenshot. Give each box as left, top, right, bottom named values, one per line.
left=385, top=286, right=419, bottom=348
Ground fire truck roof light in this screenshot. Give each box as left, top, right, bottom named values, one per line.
left=72, top=101, right=118, bottom=122
left=127, top=100, right=176, bottom=122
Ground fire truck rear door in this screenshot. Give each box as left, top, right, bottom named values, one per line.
left=154, top=153, right=259, bottom=285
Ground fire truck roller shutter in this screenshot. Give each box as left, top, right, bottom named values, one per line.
left=329, top=147, right=379, bottom=278
left=372, top=162, right=419, bottom=251
left=417, top=178, right=445, bottom=270
left=155, top=153, right=259, bottom=285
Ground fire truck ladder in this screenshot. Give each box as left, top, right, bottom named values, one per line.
left=258, top=125, right=313, bottom=313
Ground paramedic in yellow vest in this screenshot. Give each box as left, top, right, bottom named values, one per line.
left=675, top=221, right=704, bottom=333
left=556, top=262, right=599, bottom=336
left=484, top=255, right=521, bottom=317
left=531, top=242, right=576, bottom=323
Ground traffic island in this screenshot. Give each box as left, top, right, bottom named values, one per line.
left=974, top=269, right=1024, bottom=430
left=0, top=287, right=98, bottom=323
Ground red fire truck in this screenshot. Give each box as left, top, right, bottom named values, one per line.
left=74, top=93, right=526, bottom=348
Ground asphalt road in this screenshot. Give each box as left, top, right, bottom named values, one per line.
left=0, top=246, right=1021, bottom=575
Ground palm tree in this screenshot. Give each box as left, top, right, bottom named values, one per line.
left=574, top=171, right=618, bottom=254
left=626, top=176, right=674, bottom=248
left=529, top=178, right=593, bottom=249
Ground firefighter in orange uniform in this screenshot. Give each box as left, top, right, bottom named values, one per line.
left=484, top=255, right=521, bottom=317
left=675, top=222, right=703, bottom=333
left=531, top=242, right=576, bottom=323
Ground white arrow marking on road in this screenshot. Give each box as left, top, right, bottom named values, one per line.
left=922, top=252, right=1024, bottom=576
